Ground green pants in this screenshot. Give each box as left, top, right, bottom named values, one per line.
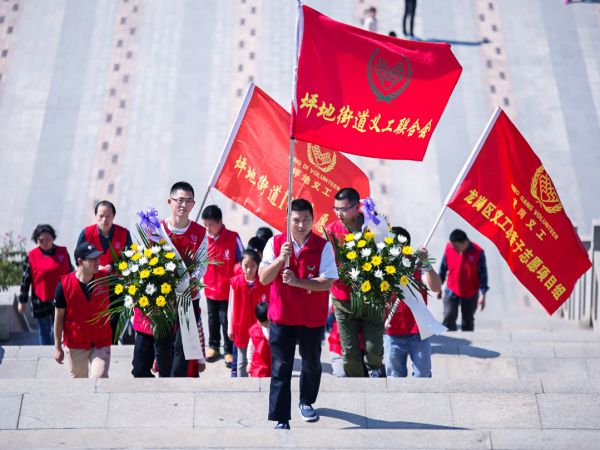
left=332, top=298, right=385, bottom=377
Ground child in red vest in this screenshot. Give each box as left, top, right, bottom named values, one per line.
left=201, top=204, right=244, bottom=367
left=227, top=249, right=270, bottom=377
left=247, top=301, right=271, bottom=378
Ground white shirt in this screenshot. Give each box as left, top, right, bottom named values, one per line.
left=260, top=234, right=339, bottom=280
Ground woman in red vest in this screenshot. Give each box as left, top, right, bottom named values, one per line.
left=18, top=224, right=72, bottom=345
left=247, top=301, right=271, bottom=378
left=227, top=249, right=270, bottom=377
left=53, top=242, right=111, bottom=378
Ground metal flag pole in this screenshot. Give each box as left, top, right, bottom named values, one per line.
left=194, top=82, right=256, bottom=222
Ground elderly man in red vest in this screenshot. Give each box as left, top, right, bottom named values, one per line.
left=438, top=229, right=489, bottom=331
left=259, top=199, right=338, bottom=430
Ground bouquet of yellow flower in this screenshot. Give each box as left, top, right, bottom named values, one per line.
left=92, top=208, right=207, bottom=339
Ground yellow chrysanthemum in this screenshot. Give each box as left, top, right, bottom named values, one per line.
left=159, top=239, right=166, bottom=245
left=345, top=233, right=355, bottom=242
left=139, top=296, right=149, bottom=307
left=380, top=281, right=391, bottom=292
left=364, top=231, right=375, bottom=240
left=385, top=265, right=396, bottom=275
left=165, top=252, right=176, bottom=260
left=384, top=237, right=394, bottom=245
left=362, top=262, right=373, bottom=272
left=357, top=240, right=367, bottom=248
left=127, top=285, right=137, bottom=296
left=161, top=283, right=172, bottom=295
left=118, top=261, right=128, bottom=271
left=131, top=252, right=142, bottom=261
left=400, top=275, right=409, bottom=286
left=149, top=257, right=159, bottom=266
left=153, top=267, right=166, bottom=276
left=156, top=295, right=167, bottom=307
left=402, top=246, right=413, bottom=255
left=371, top=255, right=382, bottom=266
left=346, top=251, right=357, bottom=260
left=131, top=243, right=138, bottom=251
left=114, top=284, right=124, bottom=295
left=140, top=269, right=150, bottom=279
left=361, top=280, right=371, bottom=293
left=143, top=248, right=153, bottom=258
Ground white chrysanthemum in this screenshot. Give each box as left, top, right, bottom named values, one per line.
left=145, top=283, right=157, bottom=295
left=165, top=261, right=177, bottom=272
left=346, top=241, right=356, bottom=249
left=398, top=235, right=408, bottom=244
left=130, top=264, right=139, bottom=273
left=162, top=244, right=173, bottom=251
left=402, top=257, right=411, bottom=268
left=124, top=295, right=134, bottom=308
left=122, top=269, right=131, bottom=277
left=374, top=269, right=384, bottom=279
left=390, top=247, right=401, bottom=257
left=151, top=246, right=161, bottom=254
left=376, top=242, right=386, bottom=251
left=360, top=248, right=372, bottom=258
left=124, top=250, right=134, bottom=258
left=139, top=256, right=148, bottom=266
left=354, top=232, right=362, bottom=240
left=349, top=268, right=360, bottom=281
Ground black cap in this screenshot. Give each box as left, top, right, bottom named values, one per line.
left=74, top=242, right=103, bottom=261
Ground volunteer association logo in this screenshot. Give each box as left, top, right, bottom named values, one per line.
left=367, top=48, right=412, bottom=104
left=307, top=144, right=336, bottom=173
left=531, top=166, right=563, bottom=214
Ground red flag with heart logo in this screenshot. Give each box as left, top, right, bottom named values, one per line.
left=211, top=83, right=370, bottom=234
left=446, top=109, right=591, bottom=315
left=292, top=5, right=462, bottom=161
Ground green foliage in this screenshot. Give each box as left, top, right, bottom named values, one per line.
left=0, top=232, right=27, bottom=292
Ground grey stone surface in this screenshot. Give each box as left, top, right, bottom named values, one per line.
left=18, top=393, right=109, bottom=429
left=459, top=342, right=555, bottom=358
left=193, top=392, right=268, bottom=429
left=491, top=429, right=600, bottom=450
left=585, top=357, right=600, bottom=378
left=0, top=378, right=95, bottom=394
left=364, top=393, right=453, bottom=430
left=541, top=377, right=600, bottom=394
left=0, top=359, right=38, bottom=378
left=0, top=395, right=21, bottom=430
left=516, top=357, right=589, bottom=379
left=386, top=378, right=542, bottom=394
left=451, top=393, right=541, bottom=429
left=537, top=394, right=600, bottom=429
left=107, top=392, right=194, bottom=429
left=553, top=343, right=600, bottom=358
left=446, top=357, right=519, bottom=379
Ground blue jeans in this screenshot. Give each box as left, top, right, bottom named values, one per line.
left=37, top=315, right=54, bottom=345
left=384, top=333, right=431, bottom=377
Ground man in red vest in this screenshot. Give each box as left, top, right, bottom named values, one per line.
left=53, top=242, right=111, bottom=378
left=326, top=187, right=385, bottom=378
left=201, top=204, right=244, bottom=367
left=259, top=199, right=338, bottom=430
left=438, top=229, right=489, bottom=331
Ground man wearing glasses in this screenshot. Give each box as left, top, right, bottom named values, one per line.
left=325, top=188, right=386, bottom=377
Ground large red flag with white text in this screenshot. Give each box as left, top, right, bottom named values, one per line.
left=210, top=83, right=370, bottom=234
left=447, top=109, right=591, bottom=314
left=292, top=5, right=462, bottom=161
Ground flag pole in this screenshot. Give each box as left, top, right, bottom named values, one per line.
left=422, top=106, right=502, bottom=247
left=195, top=82, right=256, bottom=222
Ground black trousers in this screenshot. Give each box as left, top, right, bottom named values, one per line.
left=131, top=331, right=173, bottom=378
left=171, top=299, right=201, bottom=377
left=403, top=0, right=417, bottom=36
left=207, top=298, right=232, bottom=355
left=268, top=322, right=323, bottom=422
left=442, top=290, right=478, bottom=331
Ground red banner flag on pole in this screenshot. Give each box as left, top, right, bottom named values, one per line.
left=209, top=83, right=370, bottom=234
left=291, top=5, right=462, bottom=161
left=445, top=108, right=591, bottom=315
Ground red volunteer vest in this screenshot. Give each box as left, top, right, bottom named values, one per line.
left=61, top=272, right=112, bottom=350
left=84, top=224, right=128, bottom=267
left=204, top=227, right=239, bottom=300
left=133, top=220, right=206, bottom=335
left=249, top=323, right=271, bottom=378
left=230, top=275, right=270, bottom=348
left=386, top=271, right=428, bottom=336
left=445, top=242, right=483, bottom=299
left=326, top=220, right=352, bottom=301
left=268, top=233, right=329, bottom=327
left=327, top=320, right=342, bottom=355
left=28, top=246, right=71, bottom=302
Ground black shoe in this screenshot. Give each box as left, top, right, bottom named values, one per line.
left=298, top=403, right=319, bottom=422
left=368, top=367, right=386, bottom=378
left=274, top=421, right=290, bottom=430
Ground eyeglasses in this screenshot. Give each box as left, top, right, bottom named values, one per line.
left=332, top=203, right=358, bottom=213
left=170, top=197, right=195, bottom=206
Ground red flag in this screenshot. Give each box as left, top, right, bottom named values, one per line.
left=212, top=83, right=370, bottom=234
left=447, top=109, right=591, bottom=315
left=292, top=5, right=462, bottom=161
